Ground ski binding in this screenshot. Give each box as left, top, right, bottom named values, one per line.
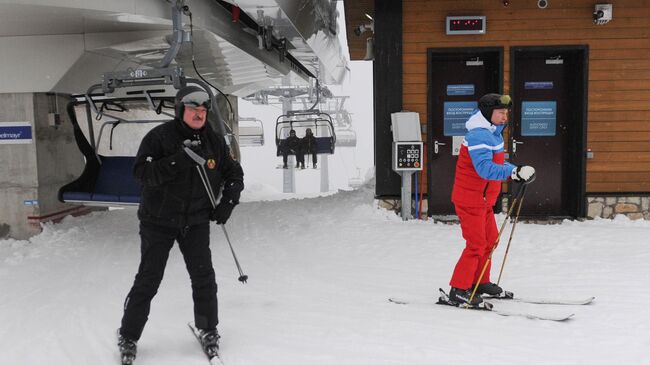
left=188, top=322, right=224, bottom=365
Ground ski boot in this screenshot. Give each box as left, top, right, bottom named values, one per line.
left=197, top=328, right=220, bottom=359
left=117, top=331, right=137, bottom=365
left=475, top=282, right=503, bottom=296
left=448, top=287, right=483, bottom=306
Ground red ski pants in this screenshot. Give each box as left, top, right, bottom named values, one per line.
left=449, top=204, right=499, bottom=290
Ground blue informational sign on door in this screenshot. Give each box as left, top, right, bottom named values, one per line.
left=446, top=84, right=475, bottom=96
left=524, top=81, right=554, bottom=90
left=521, top=101, right=557, bottom=136
left=444, top=101, right=477, bottom=136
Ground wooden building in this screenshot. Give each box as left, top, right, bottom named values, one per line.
left=345, top=0, right=650, bottom=220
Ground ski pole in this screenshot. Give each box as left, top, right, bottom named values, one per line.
left=496, top=183, right=529, bottom=286
left=183, top=144, right=248, bottom=284
left=221, top=225, right=248, bottom=284
left=183, top=144, right=218, bottom=207
left=466, top=182, right=526, bottom=307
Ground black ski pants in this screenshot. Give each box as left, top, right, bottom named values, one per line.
left=282, top=148, right=304, bottom=167
left=120, top=221, right=218, bottom=341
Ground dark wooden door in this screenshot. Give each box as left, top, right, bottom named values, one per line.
left=427, top=48, right=502, bottom=216
left=510, top=46, right=588, bottom=218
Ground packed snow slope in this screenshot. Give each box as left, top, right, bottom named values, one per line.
left=1, top=185, right=649, bottom=365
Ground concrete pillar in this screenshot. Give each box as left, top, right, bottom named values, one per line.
left=0, top=93, right=86, bottom=239
left=320, top=154, right=329, bottom=193
left=281, top=97, right=295, bottom=193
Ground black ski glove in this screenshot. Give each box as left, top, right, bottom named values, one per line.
left=211, top=200, right=237, bottom=224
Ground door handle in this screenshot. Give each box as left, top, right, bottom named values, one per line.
left=434, top=140, right=446, bottom=154
left=512, top=139, right=524, bottom=153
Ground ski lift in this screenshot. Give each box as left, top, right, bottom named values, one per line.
left=348, top=168, right=364, bottom=189
left=275, top=109, right=336, bottom=156
left=335, top=128, right=357, bottom=147
left=238, top=117, right=264, bottom=147
left=58, top=67, right=225, bottom=206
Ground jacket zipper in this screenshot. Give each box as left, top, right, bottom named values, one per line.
left=182, top=136, right=199, bottom=228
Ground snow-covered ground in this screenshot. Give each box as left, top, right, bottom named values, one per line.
left=1, top=183, right=649, bottom=365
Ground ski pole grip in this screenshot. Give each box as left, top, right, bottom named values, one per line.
left=183, top=146, right=206, bottom=165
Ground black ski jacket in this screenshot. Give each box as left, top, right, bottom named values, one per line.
left=134, top=119, right=244, bottom=228
left=282, top=135, right=301, bottom=154
left=301, top=135, right=317, bottom=153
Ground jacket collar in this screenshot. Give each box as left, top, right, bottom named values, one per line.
left=175, top=118, right=206, bottom=139
left=465, top=110, right=505, bottom=134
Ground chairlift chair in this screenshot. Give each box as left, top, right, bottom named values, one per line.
left=238, top=117, right=264, bottom=147
left=348, top=168, right=364, bottom=189
left=275, top=109, right=336, bottom=157
left=334, top=128, right=357, bottom=147
left=58, top=68, right=228, bottom=206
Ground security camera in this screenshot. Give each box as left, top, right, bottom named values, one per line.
left=593, top=9, right=604, bottom=20
left=593, top=4, right=613, bottom=25
left=537, top=0, right=548, bottom=9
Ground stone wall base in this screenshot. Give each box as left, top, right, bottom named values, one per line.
left=379, top=196, right=650, bottom=221
left=587, top=196, right=650, bottom=220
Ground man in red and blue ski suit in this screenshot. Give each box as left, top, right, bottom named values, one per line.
left=448, top=93, right=535, bottom=306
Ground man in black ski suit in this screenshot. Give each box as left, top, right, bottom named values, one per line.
left=281, top=129, right=304, bottom=169
left=301, top=128, right=317, bottom=169
left=117, top=85, right=244, bottom=362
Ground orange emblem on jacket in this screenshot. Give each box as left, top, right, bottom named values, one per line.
left=207, top=159, right=216, bottom=169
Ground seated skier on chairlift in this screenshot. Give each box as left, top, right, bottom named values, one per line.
left=281, top=129, right=305, bottom=169
left=301, top=128, right=318, bottom=169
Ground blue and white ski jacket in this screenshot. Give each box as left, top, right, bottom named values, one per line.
left=451, top=111, right=516, bottom=207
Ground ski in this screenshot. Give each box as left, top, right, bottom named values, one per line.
left=483, top=291, right=595, bottom=305
left=388, top=289, right=575, bottom=322
left=188, top=322, right=225, bottom=365
left=435, top=289, right=575, bottom=321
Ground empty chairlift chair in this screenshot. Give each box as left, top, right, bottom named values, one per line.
left=58, top=88, right=178, bottom=206
left=334, top=128, right=357, bottom=147
left=237, top=117, right=264, bottom=147
left=58, top=69, right=225, bottom=206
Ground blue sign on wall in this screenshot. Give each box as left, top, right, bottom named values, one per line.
left=446, top=84, right=475, bottom=96
left=525, top=81, right=554, bottom=90
left=521, top=101, right=557, bottom=136
left=0, top=122, right=33, bottom=144
left=444, top=101, right=477, bottom=136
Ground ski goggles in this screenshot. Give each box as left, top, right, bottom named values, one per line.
left=180, top=90, right=211, bottom=109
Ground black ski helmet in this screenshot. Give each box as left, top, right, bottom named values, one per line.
left=478, top=93, right=512, bottom=121
left=175, top=85, right=211, bottom=119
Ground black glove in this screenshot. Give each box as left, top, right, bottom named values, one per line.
left=211, top=200, right=236, bottom=224
left=222, top=180, right=243, bottom=204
